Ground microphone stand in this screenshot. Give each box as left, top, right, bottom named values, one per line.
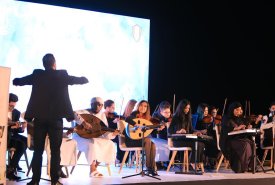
left=122, top=126, right=161, bottom=180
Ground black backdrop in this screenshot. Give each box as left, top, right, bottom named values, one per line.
left=19, top=0, right=274, bottom=115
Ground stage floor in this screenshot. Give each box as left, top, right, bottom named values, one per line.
left=6, top=159, right=275, bottom=185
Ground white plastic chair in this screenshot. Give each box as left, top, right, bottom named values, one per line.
left=117, top=120, right=142, bottom=174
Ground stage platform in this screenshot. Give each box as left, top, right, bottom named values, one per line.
left=6, top=159, right=275, bottom=185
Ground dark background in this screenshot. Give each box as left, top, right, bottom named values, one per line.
left=19, top=0, right=274, bottom=115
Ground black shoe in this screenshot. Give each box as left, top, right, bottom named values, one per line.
left=16, top=164, right=22, bottom=171
left=59, top=170, right=68, bottom=178
left=6, top=172, right=21, bottom=181
left=26, top=180, right=39, bottom=185
left=51, top=180, right=63, bottom=185
left=146, top=169, right=159, bottom=176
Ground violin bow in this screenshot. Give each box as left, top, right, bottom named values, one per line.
left=244, top=100, right=248, bottom=118
left=248, top=100, right=251, bottom=116
left=153, top=104, right=159, bottom=114
left=222, top=98, right=227, bottom=116
left=172, top=93, right=176, bottom=114
left=118, top=97, right=124, bottom=119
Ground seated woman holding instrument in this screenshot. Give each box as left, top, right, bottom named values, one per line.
left=125, top=100, right=158, bottom=176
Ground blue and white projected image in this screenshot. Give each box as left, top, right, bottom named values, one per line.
left=0, top=0, right=150, bottom=113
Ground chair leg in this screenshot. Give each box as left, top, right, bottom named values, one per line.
left=24, top=151, right=30, bottom=170
left=183, top=150, right=189, bottom=172
left=107, top=164, right=111, bottom=176
left=118, top=151, right=129, bottom=174
left=27, top=160, right=32, bottom=176
left=200, top=162, right=204, bottom=173
left=135, top=150, right=141, bottom=173
left=261, top=149, right=268, bottom=166
left=166, top=151, right=177, bottom=172
left=129, top=151, right=136, bottom=168
left=271, top=149, right=273, bottom=169
left=216, top=154, right=224, bottom=172
left=70, top=151, right=82, bottom=174
left=65, top=166, right=69, bottom=177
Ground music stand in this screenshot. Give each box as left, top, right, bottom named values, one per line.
left=122, top=126, right=161, bottom=180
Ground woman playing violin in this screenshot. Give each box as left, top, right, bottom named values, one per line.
left=151, top=100, right=172, bottom=169
left=104, top=99, right=125, bottom=164
left=196, top=103, right=220, bottom=169
left=151, top=101, right=172, bottom=140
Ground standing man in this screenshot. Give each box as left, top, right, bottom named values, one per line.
left=13, top=53, right=89, bottom=185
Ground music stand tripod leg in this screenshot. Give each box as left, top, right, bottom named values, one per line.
left=122, top=128, right=161, bottom=180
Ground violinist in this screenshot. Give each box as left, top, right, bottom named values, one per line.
left=104, top=99, right=124, bottom=165
left=220, top=101, right=253, bottom=173
left=195, top=103, right=220, bottom=169
left=151, top=100, right=172, bottom=140
left=104, top=100, right=120, bottom=130
left=151, top=101, right=172, bottom=170
left=260, top=101, right=275, bottom=148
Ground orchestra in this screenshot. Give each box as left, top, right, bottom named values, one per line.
left=5, top=93, right=275, bottom=180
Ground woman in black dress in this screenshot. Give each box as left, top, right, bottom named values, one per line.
left=220, top=101, right=254, bottom=173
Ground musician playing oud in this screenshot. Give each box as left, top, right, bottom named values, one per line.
left=168, top=99, right=205, bottom=170
left=124, top=100, right=158, bottom=176
left=220, top=101, right=254, bottom=173
left=73, top=97, right=119, bottom=177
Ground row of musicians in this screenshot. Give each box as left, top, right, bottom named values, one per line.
left=102, top=98, right=275, bottom=174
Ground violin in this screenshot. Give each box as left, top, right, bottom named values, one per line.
left=202, top=115, right=213, bottom=123
left=106, top=112, right=126, bottom=120
left=150, top=117, right=171, bottom=126
left=202, top=114, right=222, bottom=124
left=214, top=115, right=222, bottom=125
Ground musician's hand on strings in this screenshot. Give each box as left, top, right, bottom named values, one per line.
left=192, top=131, right=202, bottom=136
left=247, top=124, right=252, bottom=129
left=201, top=129, right=207, bottom=135
left=157, top=125, right=165, bottom=131
left=11, top=122, right=20, bottom=129
left=113, top=118, right=120, bottom=124
left=22, top=121, right=27, bottom=130
left=112, top=130, right=120, bottom=136
left=237, top=124, right=246, bottom=130
left=176, top=128, right=186, bottom=134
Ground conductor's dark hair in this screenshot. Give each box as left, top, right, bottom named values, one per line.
left=42, top=53, right=55, bottom=70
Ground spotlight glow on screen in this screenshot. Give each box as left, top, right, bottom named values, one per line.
left=0, top=0, right=150, bottom=113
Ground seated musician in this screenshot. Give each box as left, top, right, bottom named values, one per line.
left=124, top=100, right=158, bottom=176
left=104, top=99, right=124, bottom=165
left=73, top=97, right=119, bottom=177
left=168, top=99, right=205, bottom=170
left=220, top=101, right=253, bottom=173
left=260, top=101, right=275, bottom=147
left=7, top=93, right=27, bottom=181
left=151, top=100, right=171, bottom=169
left=195, top=103, right=220, bottom=169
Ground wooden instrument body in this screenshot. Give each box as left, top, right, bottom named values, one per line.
left=126, top=118, right=163, bottom=140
